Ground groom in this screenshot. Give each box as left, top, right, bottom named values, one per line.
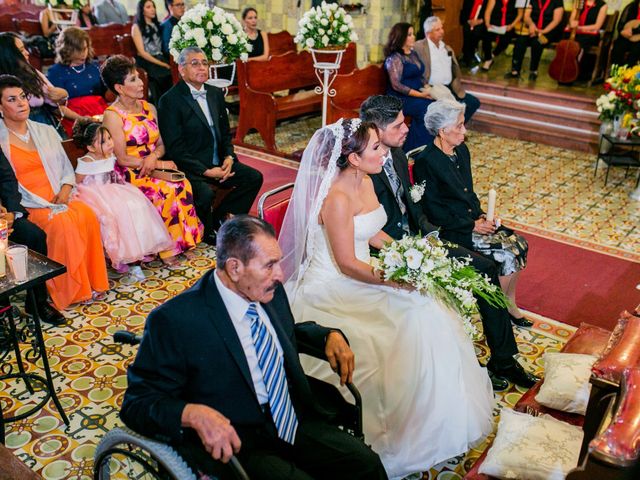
left=361, top=95, right=538, bottom=390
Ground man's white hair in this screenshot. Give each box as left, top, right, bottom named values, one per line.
left=423, top=16, right=441, bottom=35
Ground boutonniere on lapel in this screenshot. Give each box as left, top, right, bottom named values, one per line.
left=409, top=181, right=426, bottom=203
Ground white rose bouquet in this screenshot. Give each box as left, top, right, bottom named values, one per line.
left=294, top=1, right=358, bottom=49
left=377, top=234, right=508, bottom=340
left=409, top=180, right=426, bottom=203
left=169, top=4, right=251, bottom=63
left=43, top=0, right=82, bottom=9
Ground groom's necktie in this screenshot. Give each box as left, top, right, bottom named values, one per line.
left=245, top=303, right=299, bottom=444
left=383, top=157, right=407, bottom=216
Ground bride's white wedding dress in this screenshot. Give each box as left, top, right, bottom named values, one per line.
left=289, top=204, right=495, bottom=480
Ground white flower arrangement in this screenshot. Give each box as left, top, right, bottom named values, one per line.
left=294, top=1, right=358, bottom=49
left=42, top=0, right=82, bottom=8
left=169, top=4, right=251, bottom=64
left=409, top=180, right=426, bottom=203
left=377, top=234, right=508, bottom=340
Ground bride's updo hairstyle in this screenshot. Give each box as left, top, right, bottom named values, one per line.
left=336, top=119, right=378, bottom=170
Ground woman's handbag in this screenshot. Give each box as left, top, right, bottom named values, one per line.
left=151, top=168, right=185, bottom=182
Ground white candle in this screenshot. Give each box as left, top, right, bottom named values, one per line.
left=486, top=188, right=497, bottom=222
left=0, top=245, right=5, bottom=277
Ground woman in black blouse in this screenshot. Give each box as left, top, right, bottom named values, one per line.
left=507, top=0, right=565, bottom=80
left=413, top=99, right=530, bottom=324
left=131, top=0, right=172, bottom=103
left=481, top=0, right=523, bottom=71
left=242, top=7, right=270, bottom=61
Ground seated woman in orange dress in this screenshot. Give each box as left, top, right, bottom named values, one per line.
left=0, top=75, right=109, bottom=310
left=101, top=55, right=203, bottom=265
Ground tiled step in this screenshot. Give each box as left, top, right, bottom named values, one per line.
left=462, top=78, right=600, bottom=153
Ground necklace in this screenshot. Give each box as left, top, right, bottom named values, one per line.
left=7, top=127, right=30, bottom=143
left=70, top=63, right=86, bottom=74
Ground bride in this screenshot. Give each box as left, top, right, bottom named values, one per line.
left=280, top=119, right=495, bottom=480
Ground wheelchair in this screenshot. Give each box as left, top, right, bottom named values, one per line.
left=93, top=330, right=364, bottom=480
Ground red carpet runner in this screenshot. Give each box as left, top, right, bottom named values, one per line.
left=518, top=232, right=640, bottom=330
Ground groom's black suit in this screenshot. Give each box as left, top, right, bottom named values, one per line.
left=158, top=81, right=263, bottom=238
left=371, top=147, right=518, bottom=368
left=121, top=270, right=386, bottom=479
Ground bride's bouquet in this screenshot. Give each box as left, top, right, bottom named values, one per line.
left=377, top=234, right=508, bottom=340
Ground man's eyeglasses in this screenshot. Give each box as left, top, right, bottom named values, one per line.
left=188, top=60, right=210, bottom=68
left=173, top=2, right=185, bottom=7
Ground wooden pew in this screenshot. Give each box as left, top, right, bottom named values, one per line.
left=12, top=18, right=44, bottom=37
left=234, top=43, right=356, bottom=154
left=62, top=139, right=87, bottom=170
left=87, top=23, right=132, bottom=59
left=267, top=30, right=296, bottom=56
left=0, top=10, right=40, bottom=32
left=326, top=64, right=387, bottom=124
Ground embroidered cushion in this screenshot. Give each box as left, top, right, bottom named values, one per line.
left=535, top=352, right=597, bottom=415
left=479, top=409, right=583, bottom=480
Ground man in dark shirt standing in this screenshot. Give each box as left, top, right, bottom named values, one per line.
left=161, top=0, right=186, bottom=56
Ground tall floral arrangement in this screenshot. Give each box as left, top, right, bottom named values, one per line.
left=295, top=1, right=358, bottom=49
left=596, top=64, right=640, bottom=122
left=43, top=0, right=84, bottom=8
left=376, top=234, right=508, bottom=340
left=169, top=4, right=251, bottom=63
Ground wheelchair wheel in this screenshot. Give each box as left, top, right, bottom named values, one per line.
left=94, top=427, right=197, bottom=480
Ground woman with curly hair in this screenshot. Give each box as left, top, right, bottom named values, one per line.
left=101, top=55, right=203, bottom=266
left=46, top=27, right=108, bottom=137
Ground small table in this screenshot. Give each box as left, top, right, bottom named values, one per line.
left=596, top=134, right=640, bottom=187
left=0, top=247, right=67, bottom=443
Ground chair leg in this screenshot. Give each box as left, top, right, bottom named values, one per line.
left=605, top=165, right=610, bottom=185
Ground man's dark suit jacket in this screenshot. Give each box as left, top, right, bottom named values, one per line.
left=370, top=147, right=437, bottom=240
left=121, top=271, right=334, bottom=445
left=158, top=80, right=236, bottom=177
left=0, top=148, right=28, bottom=218
left=413, top=143, right=483, bottom=250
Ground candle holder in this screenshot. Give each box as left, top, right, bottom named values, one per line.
left=309, top=47, right=345, bottom=127
left=206, top=62, right=237, bottom=96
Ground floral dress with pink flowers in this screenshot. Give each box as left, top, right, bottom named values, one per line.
left=106, top=101, right=203, bottom=258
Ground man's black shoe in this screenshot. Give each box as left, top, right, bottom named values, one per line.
left=492, top=362, right=540, bottom=389
left=26, top=302, right=66, bottom=326
left=509, top=314, right=534, bottom=328
left=488, top=370, right=509, bottom=391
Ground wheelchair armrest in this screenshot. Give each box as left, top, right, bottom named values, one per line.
left=297, top=338, right=364, bottom=440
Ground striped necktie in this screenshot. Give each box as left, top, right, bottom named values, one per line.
left=246, top=303, right=298, bottom=444
left=383, top=157, right=407, bottom=216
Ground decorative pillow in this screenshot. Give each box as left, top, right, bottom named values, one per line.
left=535, top=352, right=598, bottom=415
left=479, top=409, right=583, bottom=480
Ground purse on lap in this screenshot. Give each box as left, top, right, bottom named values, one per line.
left=151, top=168, right=185, bottom=182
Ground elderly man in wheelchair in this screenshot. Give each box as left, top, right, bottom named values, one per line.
left=95, top=215, right=387, bottom=480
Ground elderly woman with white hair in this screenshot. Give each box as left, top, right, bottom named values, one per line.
left=413, top=99, right=531, bottom=326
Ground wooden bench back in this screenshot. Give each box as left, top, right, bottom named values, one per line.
left=87, top=23, right=132, bottom=58
left=12, top=18, right=44, bottom=37
left=327, top=63, right=385, bottom=123
left=0, top=11, right=39, bottom=32
left=268, top=30, right=296, bottom=56
left=241, top=50, right=317, bottom=92
left=62, top=139, right=86, bottom=170
left=115, top=33, right=136, bottom=58
left=240, top=42, right=357, bottom=94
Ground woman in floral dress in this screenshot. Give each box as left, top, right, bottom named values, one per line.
left=101, top=55, right=202, bottom=265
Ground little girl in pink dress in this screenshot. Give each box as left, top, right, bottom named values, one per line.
left=73, top=121, right=172, bottom=278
